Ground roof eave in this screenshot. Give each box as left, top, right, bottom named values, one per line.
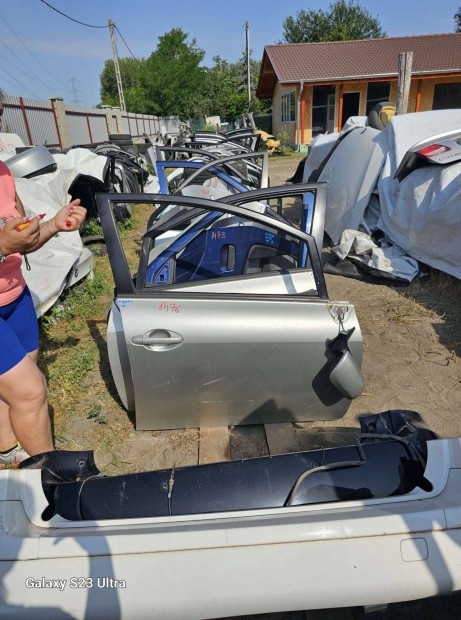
left=277, top=68, right=461, bottom=85
left=256, top=49, right=278, bottom=98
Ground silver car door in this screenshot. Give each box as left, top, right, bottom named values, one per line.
left=117, top=290, right=361, bottom=430
left=98, top=193, right=362, bottom=431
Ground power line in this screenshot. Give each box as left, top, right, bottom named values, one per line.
left=1, top=3, right=141, bottom=105
left=114, top=24, right=141, bottom=66
left=37, top=4, right=140, bottom=69
left=39, top=0, right=108, bottom=29
left=0, top=74, right=39, bottom=99
left=0, top=36, right=55, bottom=92
left=0, top=66, right=41, bottom=99
left=0, top=8, right=67, bottom=89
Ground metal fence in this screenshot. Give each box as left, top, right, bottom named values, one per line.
left=1, top=94, right=181, bottom=149
left=65, top=103, right=110, bottom=147
left=3, top=95, right=60, bottom=147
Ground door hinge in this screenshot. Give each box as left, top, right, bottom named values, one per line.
left=328, top=302, right=352, bottom=325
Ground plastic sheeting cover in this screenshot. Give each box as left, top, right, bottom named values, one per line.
left=319, top=127, right=388, bottom=244
left=333, top=229, right=419, bottom=282
left=378, top=110, right=461, bottom=279
left=11, top=148, right=107, bottom=316
left=301, top=132, right=340, bottom=182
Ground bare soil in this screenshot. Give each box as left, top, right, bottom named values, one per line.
left=54, top=156, right=461, bottom=619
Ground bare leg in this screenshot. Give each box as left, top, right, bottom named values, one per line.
left=0, top=398, right=17, bottom=451
left=0, top=351, right=53, bottom=455
left=28, top=349, right=39, bottom=363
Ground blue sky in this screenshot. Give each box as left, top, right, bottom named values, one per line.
left=0, top=0, right=459, bottom=107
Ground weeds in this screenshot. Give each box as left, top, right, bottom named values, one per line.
left=41, top=273, right=106, bottom=325
left=117, top=216, right=134, bottom=232
left=87, top=404, right=108, bottom=425
left=84, top=219, right=103, bottom=236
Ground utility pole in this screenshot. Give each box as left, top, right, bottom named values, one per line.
left=108, top=18, right=126, bottom=112
left=245, top=21, right=251, bottom=113
left=396, top=51, right=413, bottom=115
left=245, top=21, right=256, bottom=131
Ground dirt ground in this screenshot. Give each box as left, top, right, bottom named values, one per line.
left=59, top=156, right=461, bottom=619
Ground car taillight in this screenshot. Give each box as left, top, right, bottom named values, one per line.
left=417, top=144, right=450, bottom=158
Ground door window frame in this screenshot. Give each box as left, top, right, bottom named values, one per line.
left=96, top=189, right=328, bottom=301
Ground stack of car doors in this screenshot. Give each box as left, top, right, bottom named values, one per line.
left=154, top=146, right=269, bottom=198
left=74, top=141, right=149, bottom=223
left=182, top=127, right=262, bottom=155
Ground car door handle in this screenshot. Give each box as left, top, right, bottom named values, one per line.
left=132, top=335, right=182, bottom=346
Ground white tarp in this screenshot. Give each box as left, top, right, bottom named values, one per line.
left=333, top=229, right=420, bottom=282
left=378, top=110, right=461, bottom=279
left=11, top=148, right=108, bottom=315
left=0, top=132, right=26, bottom=154
left=31, top=148, right=107, bottom=196
left=15, top=178, right=86, bottom=317
left=301, top=118, right=369, bottom=183
left=318, top=126, right=388, bottom=244
left=301, top=132, right=340, bottom=182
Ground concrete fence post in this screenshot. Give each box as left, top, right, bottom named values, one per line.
left=112, top=107, right=124, bottom=134
left=100, top=105, right=125, bottom=136
left=101, top=105, right=114, bottom=136
left=50, top=97, right=71, bottom=148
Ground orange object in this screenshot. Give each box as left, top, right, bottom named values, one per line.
left=15, top=214, right=46, bottom=231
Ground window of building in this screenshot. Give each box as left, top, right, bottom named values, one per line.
left=280, top=90, right=296, bottom=123
left=433, top=83, right=461, bottom=109
left=366, top=82, right=391, bottom=115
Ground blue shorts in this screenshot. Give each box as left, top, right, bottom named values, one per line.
left=0, top=287, right=39, bottom=375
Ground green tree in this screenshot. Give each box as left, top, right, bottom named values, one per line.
left=139, top=28, right=206, bottom=118
left=98, top=28, right=270, bottom=122
left=236, top=54, right=272, bottom=116
left=99, top=57, right=146, bottom=111
left=455, top=6, right=461, bottom=32
left=201, top=54, right=271, bottom=123
left=200, top=56, right=234, bottom=118
left=282, top=0, right=386, bottom=43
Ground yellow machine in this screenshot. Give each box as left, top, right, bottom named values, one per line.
left=256, top=130, right=281, bottom=154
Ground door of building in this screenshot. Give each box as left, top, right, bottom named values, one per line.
left=341, top=92, right=360, bottom=129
